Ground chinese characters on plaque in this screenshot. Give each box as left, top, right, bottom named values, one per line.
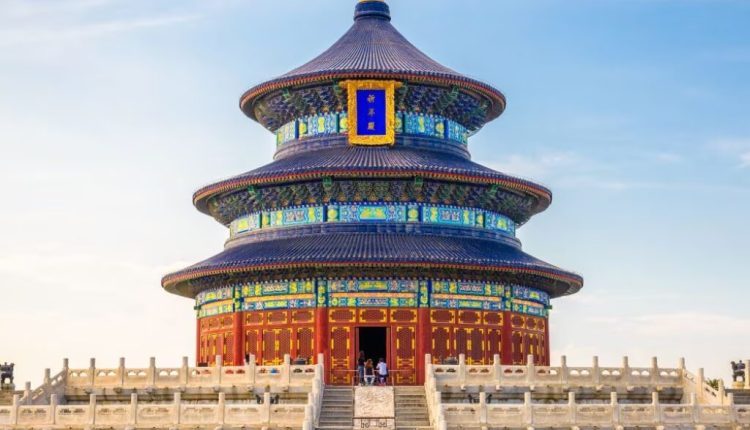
left=343, top=80, right=399, bottom=146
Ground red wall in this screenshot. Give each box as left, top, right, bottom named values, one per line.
left=197, top=308, right=550, bottom=383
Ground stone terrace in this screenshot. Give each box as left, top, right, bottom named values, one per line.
left=0, top=354, right=324, bottom=430
left=424, top=354, right=749, bottom=430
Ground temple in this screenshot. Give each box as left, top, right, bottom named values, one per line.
left=162, top=0, right=583, bottom=385
left=5, top=3, right=750, bottom=430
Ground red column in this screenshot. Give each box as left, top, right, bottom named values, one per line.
left=315, top=307, right=329, bottom=382
left=232, top=312, right=244, bottom=365
left=416, top=307, right=431, bottom=384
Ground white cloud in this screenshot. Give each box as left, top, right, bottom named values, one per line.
left=589, top=312, right=750, bottom=337
left=0, top=0, right=117, bottom=18
left=708, top=137, right=750, bottom=168
left=0, top=14, right=198, bottom=48
left=488, top=151, right=581, bottom=180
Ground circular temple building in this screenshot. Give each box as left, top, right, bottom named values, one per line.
left=162, top=0, right=583, bottom=385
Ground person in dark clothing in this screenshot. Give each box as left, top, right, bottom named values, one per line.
left=357, top=351, right=366, bottom=385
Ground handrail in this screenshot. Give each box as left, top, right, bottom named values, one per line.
left=0, top=392, right=309, bottom=428
left=61, top=354, right=317, bottom=390
left=438, top=391, right=749, bottom=428
left=427, top=353, right=720, bottom=395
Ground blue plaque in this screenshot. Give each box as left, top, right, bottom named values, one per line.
left=356, top=89, right=387, bottom=135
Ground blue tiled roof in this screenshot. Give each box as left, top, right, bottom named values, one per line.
left=239, top=1, right=505, bottom=124
left=162, top=233, right=582, bottom=298
left=279, top=2, right=459, bottom=82
left=193, top=145, right=552, bottom=213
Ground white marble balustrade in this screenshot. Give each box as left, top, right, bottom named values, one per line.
left=3, top=355, right=326, bottom=430
left=430, top=354, right=685, bottom=390
left=425, top=354, right=738, bottom=430
left=427, top=353, right=727, bottom=405
left=0, top=392, right=309, bottom=428
left=17, top=354, right=320, bottom=407
left=435, top=391, right=750, bottom=429
left=63, top=354, right=318, bottom=390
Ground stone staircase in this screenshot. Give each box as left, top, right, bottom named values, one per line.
left=394, top=386, right=431, bottom=430
left=317, top=386, right=354, bottom=430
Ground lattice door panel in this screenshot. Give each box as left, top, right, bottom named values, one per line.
left=245, top=329, right=259, bottom=361
left=511, top=331, right=524, bottom=364
left=455, top=328, right=468, bottom=358
left=526, top=333, right=542, bottom=364
left=487, top=329, right=502, bottom=362
left=199, top=336, right=208, bottom=364
left=262, top=330, right=275, bottom=365
left=393, top=325, right=416, bottom=385
left=296, top=327, right=314, bottom=361
left=431, top=326, right=451, bottom=363
left=468, top=328, right=484, bottom=364
left=330, top=326, right=352, bottom=385
left=262, top=328, right=291, bottom=365
left=223, top=332, right=234, bottom=365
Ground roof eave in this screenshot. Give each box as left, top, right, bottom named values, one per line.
left=238, top=70, right=507, bottom=128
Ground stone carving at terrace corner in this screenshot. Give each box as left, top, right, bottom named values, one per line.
left=731, top=360, right=746, bottom=382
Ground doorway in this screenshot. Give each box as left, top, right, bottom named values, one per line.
left=357, top=327, right=388, bottom=367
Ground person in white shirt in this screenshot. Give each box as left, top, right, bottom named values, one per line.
left=376, top=358, right=388, bottom=386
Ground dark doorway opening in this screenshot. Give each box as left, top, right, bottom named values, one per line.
left=357, top=327, right=388, bottom=366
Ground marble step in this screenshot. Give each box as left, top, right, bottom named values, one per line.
left=318, top=418, right=353, bottom=427
left=395, top=421, right=431, bottom=427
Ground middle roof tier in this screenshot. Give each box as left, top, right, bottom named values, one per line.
left=194, top=144, right=552, bottom=226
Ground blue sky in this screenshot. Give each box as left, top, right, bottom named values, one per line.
left=1, top=0, right=749, bottom=386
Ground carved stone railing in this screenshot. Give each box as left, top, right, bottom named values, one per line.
left=63, top=354, right=317, bottom=391
left=304, top=356, right=324, bottom=430
left=9, top=355, right=325, bottom=430
left=683, top=367, right=728, bottom=405
left=429, top=354, right=688, bottom=391
left=0, top=391, right=309, bottom=428
left=424, top=356, right=441, bottom=428
left=434, top=391, right=750, bottom=429
left=18, top=354, right=322, bottom=408
left=20, top=366, right=67, bottom=405
left=424, top=354, right=736, bottom=429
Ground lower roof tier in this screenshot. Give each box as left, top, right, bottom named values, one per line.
left=162, top=232, right=582, bottom=299
left=194, top=145, right=552, bottom=222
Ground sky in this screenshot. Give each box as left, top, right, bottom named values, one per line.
left=1, top=0, right=749, bottom=387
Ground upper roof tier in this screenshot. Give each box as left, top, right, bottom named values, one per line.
left=240, top=0, right=506, bottom=132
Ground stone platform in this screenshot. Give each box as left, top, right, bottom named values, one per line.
left=354, top=386, right=395, bottom=429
